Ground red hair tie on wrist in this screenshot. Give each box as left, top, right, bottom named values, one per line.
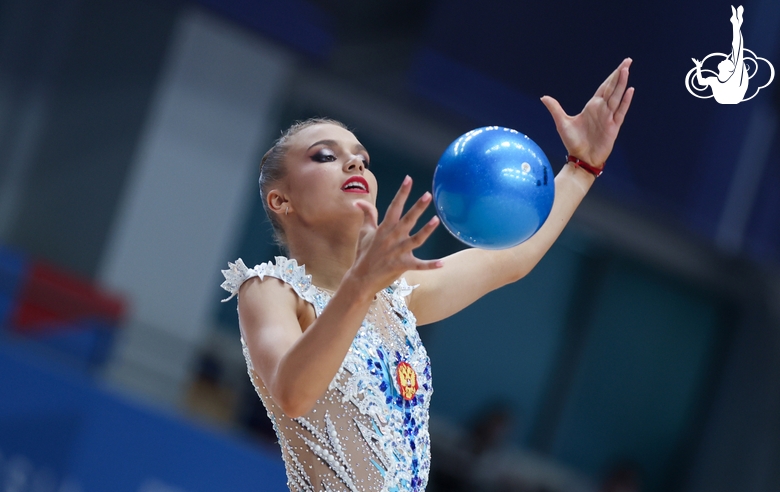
left=567, top=155, right=603, bottom=178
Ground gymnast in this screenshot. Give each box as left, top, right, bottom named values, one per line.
left=692, top=5, right=748, bottom=104
left=221, top=58, right=634, bottom=491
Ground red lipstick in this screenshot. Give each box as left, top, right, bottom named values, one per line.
left=341, top=176, right=370, bottom=194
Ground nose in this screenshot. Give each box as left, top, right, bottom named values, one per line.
left=344, top=154, right=365, bottom=173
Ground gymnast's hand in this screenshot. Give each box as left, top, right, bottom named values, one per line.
left=541, top=58, right=635, bottom=169
left=350, top=175, right=442, bottom=294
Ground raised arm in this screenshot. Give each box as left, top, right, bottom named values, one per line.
left=239, top=178, right=441, bottom=418
left=692, top=58, right=711, bottom=87
left=404, top=58, right=634, bottom=325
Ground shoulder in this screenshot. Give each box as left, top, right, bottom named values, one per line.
left=220, top=258, right=301, bottom=332
left=220, top=256, right=319, bottom=318
left=238, top=274, right=299, bottom=323
left=221, top=256, right=314, bottom=300
left=220, top=256, right=294, bottom=300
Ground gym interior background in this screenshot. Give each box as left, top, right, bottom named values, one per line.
left=0, top=0, right=779, bottom=491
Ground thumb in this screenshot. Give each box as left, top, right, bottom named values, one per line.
left=354, top=200, right=378, bottom=229
left=541, top=95, right=567, bottom=128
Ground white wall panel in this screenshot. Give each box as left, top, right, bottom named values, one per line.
left=98, top=7, right=292, bottom=403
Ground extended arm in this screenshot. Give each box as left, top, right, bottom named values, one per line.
left=405, top=164, right=593, bottom=325
left=405, top=58, right=634, bottom=325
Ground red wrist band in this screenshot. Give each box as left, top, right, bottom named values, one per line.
left=567, top=155, right=603, bottom=178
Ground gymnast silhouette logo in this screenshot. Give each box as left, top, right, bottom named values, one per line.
left=685, top=5, right=774, bottom=104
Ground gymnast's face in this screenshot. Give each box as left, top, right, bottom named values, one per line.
left=717, top=59, right=735, bottom=81
left=279, top=123, right=378, bottom=233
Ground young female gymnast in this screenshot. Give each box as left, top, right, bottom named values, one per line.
left=221, top=58, right=634, bottom=491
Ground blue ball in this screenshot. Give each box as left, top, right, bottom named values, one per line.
left=432, top=126, right=555, bottom=249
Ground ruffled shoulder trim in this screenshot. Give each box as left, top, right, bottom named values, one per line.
left=221, top=256, right=418, bottom=319
left=220, top=256, right=326, bottom=311
left=220, top=258, right=254, bottom=301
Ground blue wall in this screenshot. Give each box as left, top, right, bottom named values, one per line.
left=0, top=341, right=287, bottom=492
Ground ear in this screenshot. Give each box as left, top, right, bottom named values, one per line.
left=267, top=189, right=290, bottom=217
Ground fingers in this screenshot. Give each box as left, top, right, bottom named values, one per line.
left=614, top=87, right=635, bottom=127
left=384, top=176, right=437, bottom=238
left=598, top=58, right=632, bottom=100
left=541, top=96, right=567, bottom=129
left=595, top=62, right=622, bottom=98
left=607, top=67, right=630, bottom=112
left=384, top=175, right=412, bottom=224
left=399, top=191, right=433, bottom=232
left=408, top=218, right=445, bottom=270
left=407, top=214, right=440, bottom=249
left=412, top=258, right=445, bottom=270
left=603, top=58, right=632, bottom=105
left=354, top=200, right=378, bottom=229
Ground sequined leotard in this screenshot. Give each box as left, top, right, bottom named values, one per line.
left=221, top=257, right=433, bottom=492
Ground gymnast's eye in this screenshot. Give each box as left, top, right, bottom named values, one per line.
left=312, top=149, right=336, bottom=162
left=361, top=155, right=371, bottom=168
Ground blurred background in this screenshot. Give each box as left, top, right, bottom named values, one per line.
left=0, top=0, right=778, bottom=490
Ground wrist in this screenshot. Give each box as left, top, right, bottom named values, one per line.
left=340, top=268, right=378, bottom=304
left=566, top=155, right=603, bottom=178
left=562, top=160, right=596, bottom=192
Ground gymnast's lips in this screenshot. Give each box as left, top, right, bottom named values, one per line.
left=341, top=176, right=370, bottom=194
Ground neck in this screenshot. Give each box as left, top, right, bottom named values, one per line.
left=285, top=223, right=359, bottom=293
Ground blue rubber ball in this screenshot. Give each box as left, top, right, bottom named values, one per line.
left=433, top=126, right=555, bottom=249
